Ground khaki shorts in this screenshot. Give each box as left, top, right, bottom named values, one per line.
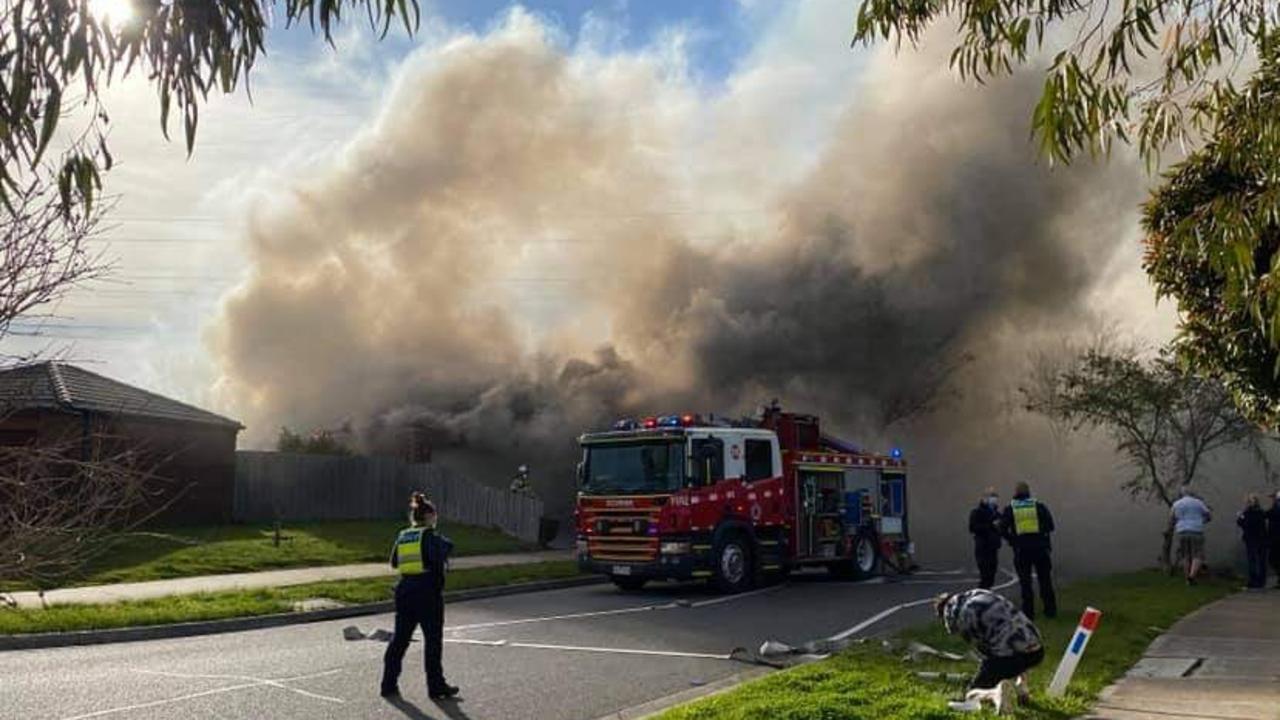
left=1177, top=532, right=1205, bottom=561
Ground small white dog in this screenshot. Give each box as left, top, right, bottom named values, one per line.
left=947, top=677, right=1030, bottom=715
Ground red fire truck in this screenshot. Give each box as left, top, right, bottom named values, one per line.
left=574, top=405, right=913, bottom=592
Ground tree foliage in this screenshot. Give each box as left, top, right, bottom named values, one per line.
left=1024, top=345, right=1272, bottom=506
left=1023, top=343, right=1275, bottom=567
left=854, top=2, right=1280, bottom=429
left=852, top=0, right=1278, bottom=168
left=1143, top=42, right=1280, bottom=427
left=0, top=437, right=171, bottom=595
left=0, top=175, right=107, bottom=354
left=277, top=425, right=353, bottom=456
left=1, top=0, right=420, bottom=214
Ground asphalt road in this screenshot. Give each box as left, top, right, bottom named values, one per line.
left=2, top=569, right=995, bottom=720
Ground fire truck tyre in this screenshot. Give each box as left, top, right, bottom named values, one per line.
left=712, top=534, right=753, bottom=593
left=852, top=534, right=881, bottom=579
left=611, top=575, right=647, bottom=591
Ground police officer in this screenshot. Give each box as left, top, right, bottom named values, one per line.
left=381, top=492, right=459, bottom=701
left=1000, top=480, right=1057, bottom=620
left=969, top=486, right=1002, bottom=589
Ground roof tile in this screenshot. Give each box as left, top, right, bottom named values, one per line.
left=0, top=362, right=242, bottom=429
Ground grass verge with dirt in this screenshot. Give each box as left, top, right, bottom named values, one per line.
left=0, top=519, right=533, bottom=592
left=656, top=570, right=1234, bottom=720
left=0, top=560, right=582, bottom=635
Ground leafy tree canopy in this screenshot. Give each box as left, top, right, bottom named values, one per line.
left=1143, top=40, right=1280, bottom=426
left=853, top=0, right=1278, bottom=168
left=277, top=426, right=353, bottom=456
left=1, top=0, right=420, bottom=213
left=854, top=1, right=1280, bottom=426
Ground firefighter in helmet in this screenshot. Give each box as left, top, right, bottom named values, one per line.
left=381, top=492, right=459, bottom=701
left=510, top=464, right=532, bottom=495
left=1000, top=480, right=1057, bottom=620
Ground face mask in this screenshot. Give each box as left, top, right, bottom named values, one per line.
left=986, top=496, right=999, bottom=507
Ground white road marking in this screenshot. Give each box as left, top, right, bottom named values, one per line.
left=446, top=637, right=737, bottom=660
left=445, top=601, right=679, bottom=633
left=446, top=584, right=782, bottom=634
left=828, top=570, right=1019, bottom=642
left=134, top=668, right=345, bottom=704
left=56, top=668, right=344, bottom=720
left=685, top=585, right=785, bottom=608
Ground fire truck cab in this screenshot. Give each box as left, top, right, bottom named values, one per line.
left=574, top=406, right=913, bottom=592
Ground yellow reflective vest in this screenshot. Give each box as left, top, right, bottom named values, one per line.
left=1011, top=498, right=1041, bottom=535
left=394, top=528, right=426, bottom=576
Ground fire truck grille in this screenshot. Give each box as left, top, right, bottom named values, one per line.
left=588, top=536, right=658, bottom=562
left=584, top=506, right=662, bottom=563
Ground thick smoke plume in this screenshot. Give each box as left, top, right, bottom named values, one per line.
left=211, top=7, right=1242, bottom=573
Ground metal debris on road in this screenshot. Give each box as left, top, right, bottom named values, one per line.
left=342, top=625, right=403, bottom=643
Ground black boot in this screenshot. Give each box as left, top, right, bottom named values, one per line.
left=429, top=684, right=460, bottom=700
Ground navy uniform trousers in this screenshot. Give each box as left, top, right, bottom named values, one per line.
left=381, top=580, right=447, bottom=694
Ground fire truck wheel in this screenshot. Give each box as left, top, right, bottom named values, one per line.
left=611, top=575, right=648, bottom=591
left=852, top=534, right=881, bottom=579
left=712, top=534, right=754, bottom=593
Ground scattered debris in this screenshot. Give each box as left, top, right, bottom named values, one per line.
left=343, top=625, right=408, bottom=642
left=292, top=598, right=348, bottom=613
left=915, top=671, right=969, bottom=681
left=758, top=640, right=795, bottom=657
left=904, top=641, right=967, bottom=662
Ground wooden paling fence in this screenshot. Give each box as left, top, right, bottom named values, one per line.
left=233, top=451, right=544, bottom=543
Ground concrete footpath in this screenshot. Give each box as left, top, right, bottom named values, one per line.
left=1086, top=590, right=1280, bottom=720
left=5, top=549, right=572, bottom=608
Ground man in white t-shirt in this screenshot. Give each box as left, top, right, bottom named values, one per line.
left=1170, top=487, right=1212, bottom=584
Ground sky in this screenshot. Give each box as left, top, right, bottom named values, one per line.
left=9, top=0, right=1175, bottom=443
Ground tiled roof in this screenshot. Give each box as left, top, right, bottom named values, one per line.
left=0, top=362, right=242, bottom=429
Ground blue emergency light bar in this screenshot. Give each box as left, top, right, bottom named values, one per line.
left=610, top=414, right=701, bottom=431
left=891, top=447, right=903, bottom=459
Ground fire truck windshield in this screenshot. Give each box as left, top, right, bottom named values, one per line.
left=581, top=441, right=684, bottom=495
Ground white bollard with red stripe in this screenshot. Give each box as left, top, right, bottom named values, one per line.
left=1047, top=607, right=1102, bottom=697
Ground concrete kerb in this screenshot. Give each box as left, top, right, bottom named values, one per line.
left=0, top=575, right=607, bottom=652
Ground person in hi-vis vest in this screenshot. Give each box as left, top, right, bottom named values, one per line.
left=1000, top=481, right=1057, bottom=620
left=381, top=492, right=459, bottom=701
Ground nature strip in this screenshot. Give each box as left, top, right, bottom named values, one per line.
left=0, top=575, right=606, bottom=652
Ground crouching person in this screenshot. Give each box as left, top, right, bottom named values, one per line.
left=935, top=589, right=1045, bottom=714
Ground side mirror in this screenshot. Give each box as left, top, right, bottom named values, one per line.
left=575, top=461, right=585, bottom=488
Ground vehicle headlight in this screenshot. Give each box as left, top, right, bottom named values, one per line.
left=660, top=541, right=692, bottom=555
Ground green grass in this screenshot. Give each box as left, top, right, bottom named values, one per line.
left=0, top=519, right=532, bottom=591
left=0, top=560, right=583, bottom=635
left=657, top=570, right=1235, bottom=720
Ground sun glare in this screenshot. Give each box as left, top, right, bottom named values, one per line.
left=88, top=0, right=135, bottom=25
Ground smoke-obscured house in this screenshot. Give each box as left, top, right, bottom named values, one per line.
left=0, top=362, right=243, bottom=523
